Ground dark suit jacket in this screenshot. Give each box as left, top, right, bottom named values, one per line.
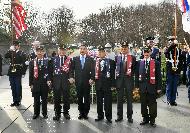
left=95, top=59, right=116, bottom=91
left=29, top=59, right=51, bottom=94
left=135, top=59, right=161, bottom=94
left=115, top=55, right=137, bottom=89
left=50, top=55, right=73, bottom=90
left=71, top=55, right=95, bottom=87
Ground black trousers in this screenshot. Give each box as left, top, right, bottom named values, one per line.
left=53, top=88, right=70, bottom=115
left=96, top=89, right=112, bottom=120
left=117, top=77, right=133, bottom=119
left=76, top=84, right=90, bottom=116
left=140, top=92, right=157, bottom=121
left=33, top=90, right=48, bottom=116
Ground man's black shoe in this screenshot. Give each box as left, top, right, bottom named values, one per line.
left=83, top=115, right=88, bottom=120
left=10, top=102, right=16, bottom=107
left=64, top=114, right=70, bottom=120
left=150, top=122, right=157, bottom=127
left=43, top=115, right=48, bottom=119
left=15, top=102, right=20, bottom=106
left=128, top=118, right=133, bottom=123
left=53, top=115, right=60, bottom=121
left=95, top=117, right=103, bottom=122
left=32, top=114, right=39, bottom=119
left=115, top=118, right=123, bottom=122
left=106, top=119, right=112, bottom=123
left=78, top=114, right=83, bottom=120
left=170, top=102, right=177, bottom=106
left=140, top=120, right=149, bottom=125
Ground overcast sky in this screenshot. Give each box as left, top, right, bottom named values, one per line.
left=1, top=0, right=171, bottom=19
left=30, top=0, right=166, bottom=19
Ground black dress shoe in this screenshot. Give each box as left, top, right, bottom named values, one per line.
left=170, top=102, right=177, bottom=106
left=95, top=117, right=104, bottom=122
left=115, top=118, right=123, bottom=122
left=140, top=120, right=149, bottom=125
left=64, top=114, right=70, bottom=120
left=150, top=122, right=156, bottom=127
left=78, top=114, right=83, bottom=120
left=128, top=118, right=133, bottom=123
left=32, top=114, right=39, bottom=119
left=10, top=102, right=16, bottom=107
left=53, top=115, right=60, bottom=121
left=43, top=115, right=48, bottom=119
left=106, top=119, right=112, bottom=123
left=15, top=102, right=20, bottom=106
left=83, top=115, right=88, bottom=120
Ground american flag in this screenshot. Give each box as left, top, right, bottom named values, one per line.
left=12, top=0, right=27, bottom=39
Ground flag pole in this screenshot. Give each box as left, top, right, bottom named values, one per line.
left=11, top=0, right=14, bottom=46
left=174, top=0, right=177, bottom=67
left=174, top=0, right=177, bottom=39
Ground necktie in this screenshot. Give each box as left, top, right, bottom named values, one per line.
left=145, top=60, right=148, bottom=73
left=38, top=59, right=42, bottom=68
left=81, top=56, right=85, bottom=69
left=123, top=55, right=126, bottom=71
left=61, top=57, right=64, bottom=66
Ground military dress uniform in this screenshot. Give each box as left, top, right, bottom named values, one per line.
left=136, top=47, right=162, bottom=127
left=94, top=46, right=115, bottom=123
left=115, top=43, right=137, bottom=123
left=141, top=36, right=161, bottom=63
left=164, top=37, right=183, bottom=106
left=51, top=46, right=72, bottom=121
left=5, top=41, right=27, bottom=106
left=151, top=46, right=161, bottom=63
left=29, top=47, right=51, bottom=119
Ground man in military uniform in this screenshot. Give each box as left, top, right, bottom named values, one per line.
left=141, top=37, right=161, bottom=63
left=5, top=40, right=27, bottom=106
left=105, top=43, right=115, bottom=60
left=136, top=46, right=161, bottom=127
left=71, top=43, right=95, bottom=120
left=146, top=36, right=161, bottom=63
left=165, top=36, right=183, bottom=106
left=115, top=42, right=136, bottom=123
left=29, top=45, right=51, bottom=119
left=94, top=45, right=115, bottom=123
left=51, top=45, right=73, bottom=121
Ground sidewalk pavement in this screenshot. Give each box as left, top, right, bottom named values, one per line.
left=0, top=72, right=190, bottom=133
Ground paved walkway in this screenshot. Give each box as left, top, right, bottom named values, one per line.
left=0, top=72, right=190, bottom=133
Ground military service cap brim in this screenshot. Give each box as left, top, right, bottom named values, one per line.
left=58, top=45, right=67, bottom=50
left=98, top=45, right=105, bottom=51
left=143, top=46, right=151, bottom=53
left=36, top=45, right=44, bottom=51
left=121, top=42, right=129, bottom=47
left=146, top=36, right=155, bottom=41
left=13, top=40, right=21, bottom=46
left=168, top=36, right=176, bottom=41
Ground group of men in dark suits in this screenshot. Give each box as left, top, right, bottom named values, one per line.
left=27, top=41, right=162, bottom=127
left=3, top=39, right=161, bottom=127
